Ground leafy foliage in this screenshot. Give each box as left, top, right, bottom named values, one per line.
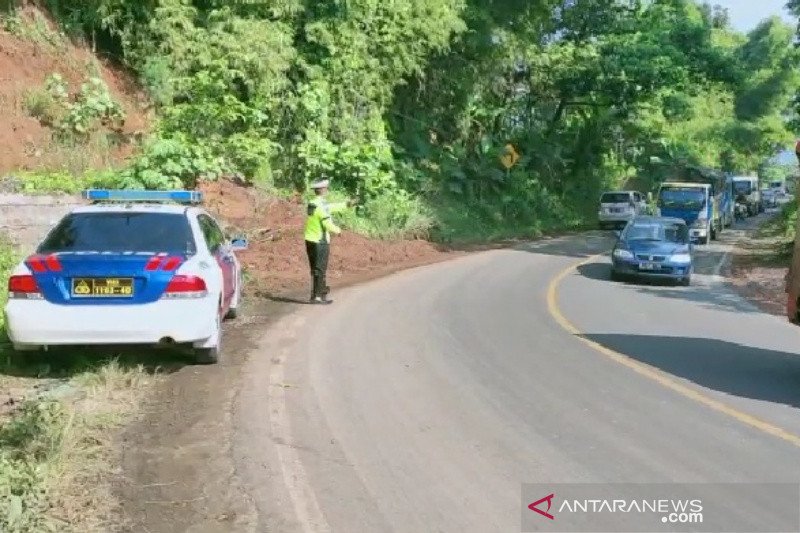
left=20, top=0, right=800, bottom=238
left=23, top=73, right=126, bottom=145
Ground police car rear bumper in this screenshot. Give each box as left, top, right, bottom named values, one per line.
left=4, top=298, right=218, bottom=347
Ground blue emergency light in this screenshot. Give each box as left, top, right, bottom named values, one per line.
left=82, top=189, right=204, bottom=204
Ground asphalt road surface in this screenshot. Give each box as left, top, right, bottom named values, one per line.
left=235, top=217, right=800, bottom=533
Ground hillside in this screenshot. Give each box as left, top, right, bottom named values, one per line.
left=0, top=6, right=148, bottom=176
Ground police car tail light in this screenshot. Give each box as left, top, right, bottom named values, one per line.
left=26, top=254, right=62, bottom=273
left=145, top=255, right=183, bottom=272
left=163, top=275, right=207, bottom=298
left=8, top=275, right=42, bottom=299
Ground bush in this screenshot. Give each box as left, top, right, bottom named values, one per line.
left=337, top=190, right=434, bottom=240
left=0, top=237, right=17, bottom=333
left=7, top=170, right=123, bottom=195
left=22, top=89, right=59, bottom=125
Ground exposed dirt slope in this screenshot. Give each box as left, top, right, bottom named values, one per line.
left=199, top=180, right=458, bottom=298
left=0, top=6, right=148, bottom=174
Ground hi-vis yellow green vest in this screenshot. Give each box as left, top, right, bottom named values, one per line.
left=304, top=197, right=347, bottom=243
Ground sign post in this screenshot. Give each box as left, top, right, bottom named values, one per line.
left=500, top=144, right=520, bottom=170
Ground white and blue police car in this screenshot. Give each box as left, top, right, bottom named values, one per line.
left=3, top=189, right=246, bottom=363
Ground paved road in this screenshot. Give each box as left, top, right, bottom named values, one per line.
left=235, top=215, right=800, bottom=533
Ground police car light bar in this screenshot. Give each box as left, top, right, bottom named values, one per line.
left=83, top=189, right=204, bottom=204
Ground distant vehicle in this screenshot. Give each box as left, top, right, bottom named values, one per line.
left=722, top=175, right=735, bottom=228
left=675, top=166, right=727, bottom=237
left=597, top=190, right=647, bottom=229
left=769, top=180, right=785, bottom=193
left=761, top=187, right=778, bottom=208
left=656, top=182, right=716, bottom=244
left=731, top=176, right=762, bottom=216
left=3, top=190, right=247, bottom=364
left=734, top=200, right=748, bottom=221
left=610, top=216, right=693, bottom=286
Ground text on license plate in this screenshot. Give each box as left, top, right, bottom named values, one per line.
left=71, top=277, right=134, bottom=297
left=639, top=262, right=660, bottom=270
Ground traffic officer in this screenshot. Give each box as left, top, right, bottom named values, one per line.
left=304, top=179, right=355, bottom=304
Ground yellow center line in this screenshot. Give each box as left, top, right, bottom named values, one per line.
left=546, top=253, right=800, bottom=449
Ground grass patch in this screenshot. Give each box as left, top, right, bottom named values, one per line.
left=758, top=199, right=797, bottom=259
left=337, top=192, right=435, bottom=240
left=0, top=357, right=153, bottom=532
left=2, top=169, right=124, bottom=195
left=429, top=198, right=590, bottom=244
left=0, top=236, right=17, bottom=333
left=22, top=88, right=60, bottom=126
left=1, top=9, right=67, bottom=51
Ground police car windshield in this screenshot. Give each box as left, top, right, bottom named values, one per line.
left=625, top=222, right=688, bottom=243
left=38, top=212, right=196, bottom=254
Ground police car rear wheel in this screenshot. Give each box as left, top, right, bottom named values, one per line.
left=225, top=272, right=242, bottom=320
left=195, top=316, right=222, bottom=364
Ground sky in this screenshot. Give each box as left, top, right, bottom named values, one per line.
left=711, top=0, right=795, bottom=33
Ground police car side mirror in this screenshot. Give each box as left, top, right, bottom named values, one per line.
left=230, top=237, right=248, bottom=251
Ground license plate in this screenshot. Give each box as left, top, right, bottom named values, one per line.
left=71, top=277, right=134, bottom=297
left=639, top=262, right=659, bottom=271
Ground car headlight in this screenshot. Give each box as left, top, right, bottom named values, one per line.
left=613, top=249, right=633, bottom=260
left=670, top=253, right=691, bottom=264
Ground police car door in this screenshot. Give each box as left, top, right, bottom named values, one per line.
left=199, top=214, right=235, bottom=312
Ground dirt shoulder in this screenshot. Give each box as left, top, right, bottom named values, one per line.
left=727, top=216, right=792, bottom=317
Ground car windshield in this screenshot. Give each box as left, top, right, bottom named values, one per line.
left=733, top=181, right=752, bottom=194
left=601, top=192, right=631, bottom=203
left=625, top=221, right=688, bottom=243
left=38, top=212, right=197, bottom=254
left=658, top=188, right=705, bottom=209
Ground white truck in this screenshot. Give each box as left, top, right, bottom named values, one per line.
left=731, top=176, right=762, bottom=216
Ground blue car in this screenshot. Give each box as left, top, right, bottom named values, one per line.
left=610, top=216, right=693, bottom=286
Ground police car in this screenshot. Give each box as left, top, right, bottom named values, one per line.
left=3, top=190, right=246, bottom=363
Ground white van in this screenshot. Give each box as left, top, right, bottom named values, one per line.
left=598, top=190, right=647, bottom=229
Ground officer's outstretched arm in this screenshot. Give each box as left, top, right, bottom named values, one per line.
left=327, top=202, right=348, bottom=214
left=321, top=215, right=341, bottom=235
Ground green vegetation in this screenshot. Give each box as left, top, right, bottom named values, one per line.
left=4, top=1, right=799, bottom=241
left=0, top=360, right=152, bottom=533
left=0, top=0, right=795, bottom=240
left=759, top=199, right=799, bottom=259
left=0, top=238, right=16, bottom=335
left=30, top=0, right=795, bottom=240
left=2, top=170, right=122, bottom=195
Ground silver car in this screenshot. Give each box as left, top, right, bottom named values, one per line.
left=598, top=190, right=647, bottom=229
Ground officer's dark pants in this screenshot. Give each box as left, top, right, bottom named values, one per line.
left=305, top=240, right=330, bottom=299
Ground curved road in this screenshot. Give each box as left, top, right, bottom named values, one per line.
left=235, top=225, right=800, bottom=533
